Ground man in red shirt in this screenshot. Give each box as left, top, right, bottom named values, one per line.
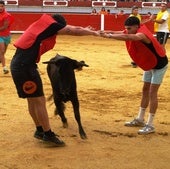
left=10, top=13, right=100, bottom=147
left=101, top=16, right=168, bottom=135
left=0, top=1, right=13, bottom=74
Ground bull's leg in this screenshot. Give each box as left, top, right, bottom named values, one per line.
left=71, top=98, right=87, bottom=139
left=54, top=98, right=68, bottom=128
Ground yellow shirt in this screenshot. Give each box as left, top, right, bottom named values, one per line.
left=129, top=14, right=141, bottom=22
left=154, top=10, right=170, bottom=32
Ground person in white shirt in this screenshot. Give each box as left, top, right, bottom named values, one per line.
left=151, top=2, right=170, bottom=50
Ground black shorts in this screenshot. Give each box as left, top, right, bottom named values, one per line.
left=10, top=59, right=44, bottom=98
left=156, top=32, right=169, bottom=45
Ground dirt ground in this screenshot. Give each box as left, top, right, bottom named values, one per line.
left=0, top=34, right=170, bottom=169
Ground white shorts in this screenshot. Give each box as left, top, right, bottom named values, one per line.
left=142, top=64, right=168, bottom=84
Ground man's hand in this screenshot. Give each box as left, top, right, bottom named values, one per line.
left=100, top=31, right=111, bottom=38
left=150, top=14, right=156, bottom=21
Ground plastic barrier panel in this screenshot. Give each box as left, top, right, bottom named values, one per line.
left=4, top=0, right=18, bottom=5
left=92, top=0, right=117, bottom=7
left=43, top=0, right=68, bottom=7
left=142, top=2, right=162, bottom=8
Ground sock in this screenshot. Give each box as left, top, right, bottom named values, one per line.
left=146, top=113, right=155, bottom=126
left=137, top=107, right=146, bottom=121
left=36, top=126, right=44, bottom=132
left=3, top=66, right=8, bottom=70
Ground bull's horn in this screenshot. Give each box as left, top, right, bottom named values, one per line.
left=42, top=61, right=56, bottom=64
left=80, top=61, right=89, bottom=67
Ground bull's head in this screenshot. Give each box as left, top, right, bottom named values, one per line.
left=75, top=60, right=89, bottom=71
left=43, top=54, right=89, bottom=70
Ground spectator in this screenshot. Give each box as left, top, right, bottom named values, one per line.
left=115, top=10, right=125, bottom=18
left=129, top=6, right=141, bottom=22
left=98, top=7, right=108, bottom=15
left=0, top=1, right=13, bottom=74
left=107, top=9, right=111, bottom=15
left=147, top=12, right=152, bottom=17
left=151, top=2, right=170, bottom=51
left=118, top=10, right=125, bottom=16
left=91, top=8, right=97, bottom=15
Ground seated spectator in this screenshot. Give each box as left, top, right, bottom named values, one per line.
left=118, top=10, right=125, bottom=16
left=98, top=7, right=108, bottom=15
left=115, top=10, right=125, bottom=18
left=91, top=8, right=97, bottom=15
left=107, top=9, right=111, bottom=15
left=147, top=12, right=152, bottom=17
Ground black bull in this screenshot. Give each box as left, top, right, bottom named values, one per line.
left=43, top=54, right=88, bottom=139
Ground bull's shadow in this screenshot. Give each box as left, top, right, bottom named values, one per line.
left=43, top=54, right=88, bottom=139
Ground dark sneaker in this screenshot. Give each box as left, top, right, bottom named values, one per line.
left=34, top=130, right=44, bottom=140
left=43, top=132, right=65, bottom=147
left=125, top=118, right=145, bottom=127
left=131, top=62, right=137, bottom=68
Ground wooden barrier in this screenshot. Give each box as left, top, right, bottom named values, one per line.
left=10, top=13, right=154, bottom=34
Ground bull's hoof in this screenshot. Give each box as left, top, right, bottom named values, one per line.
left=80, top=134, right=87, bottom=139
left=63, top=122, right=68, bottom=128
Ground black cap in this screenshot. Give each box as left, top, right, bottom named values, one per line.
left=125, top=16, right=140, bottom=26
left=51, top=13, right=67, bottom=27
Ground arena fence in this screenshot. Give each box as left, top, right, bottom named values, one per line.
left=10, top=13, right=154, bottom=34
left=4, top=0, right=170, bottom=8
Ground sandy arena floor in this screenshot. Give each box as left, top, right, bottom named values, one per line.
left=0, top=34, right=170, bottom=169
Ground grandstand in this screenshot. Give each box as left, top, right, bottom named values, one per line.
left=5, top=0, right=170, bottom=14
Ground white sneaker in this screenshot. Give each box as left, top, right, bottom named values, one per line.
left=138, top=125, right=155, bottom=135
left=125, top=118, right=145, bottom=127
left=3, top=67, right=9, bottom=74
